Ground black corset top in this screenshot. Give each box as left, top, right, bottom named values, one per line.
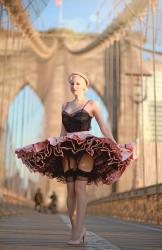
left=62, top=100, right=93, bottom=133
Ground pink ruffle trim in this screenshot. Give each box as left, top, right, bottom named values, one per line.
left=15, top=132, right=136, bottom=185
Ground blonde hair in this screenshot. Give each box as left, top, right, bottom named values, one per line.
left=68, top=72, right=89, bottom=87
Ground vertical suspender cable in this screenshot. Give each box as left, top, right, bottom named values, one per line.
left=139, top=18, right=145, bottom=188
left=139, top=16, right=147, bottom=222
left=6, top=15, right=15, bottom=191
left=123, top=38, right=128, bottom=191
left=0, top=7, right=10, bottom=189
left=0, top=6, right=9, bottom=137
left=128, top=27, right=136, bottom=190
left=11, top=27, right=22, bottom=193
left=151, top=2, right=159, bottom=224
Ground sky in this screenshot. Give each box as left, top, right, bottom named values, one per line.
left=33, top=0, right=115, bottom=32
left=32, top=0, right=162, bottom=56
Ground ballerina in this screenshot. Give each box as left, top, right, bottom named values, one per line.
left=15, top=72, right=135, bottom=245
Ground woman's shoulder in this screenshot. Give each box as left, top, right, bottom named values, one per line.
left=62, top=101, right=69, bottom=110
left=88, top=99, right=99, bottom=107
left=88, top=100, right=101, bottom=114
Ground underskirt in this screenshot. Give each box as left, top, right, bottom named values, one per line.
left=15, top=131, right=136, bottom=185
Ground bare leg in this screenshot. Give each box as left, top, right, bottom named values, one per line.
left=72, top=153, right=93, bottom=240
left=72, top=180, right=87, bottom=240
left=63, top=156, right=77, bottom=238
left=66, top=182, right=76, bottom=231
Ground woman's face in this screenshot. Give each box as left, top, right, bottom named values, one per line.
left=69, top=75, right=87, bottom=96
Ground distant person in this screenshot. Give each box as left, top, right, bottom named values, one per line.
left=34, top=188, right=43, bottom=212
left=15, top=72, right=135, bottom=245
left=49, top=191, right=58, bottom=213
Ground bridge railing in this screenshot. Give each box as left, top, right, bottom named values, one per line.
left=87, top=184, right=162, bottom=225
left=0, top=187, right=34, bottom=216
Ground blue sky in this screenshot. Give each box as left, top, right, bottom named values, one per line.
left=33, top=0, right=115, bottom=32
left=4, top=85, right=45, bottom=186
left=32, top=0, right=162, bottom=55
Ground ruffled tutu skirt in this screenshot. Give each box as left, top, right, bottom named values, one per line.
left=15, top=131, right=136, bottom=185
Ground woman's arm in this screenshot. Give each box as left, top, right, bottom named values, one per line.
left=60, top=103, right=67, bottom=137
left=60, top=123, right=67, bottom=136
left=92, top=100, right=117, bottom=144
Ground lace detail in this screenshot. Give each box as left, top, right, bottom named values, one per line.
left=62, top=100, right=93, bottom=132
left=64, top=169, right=75, bottom=182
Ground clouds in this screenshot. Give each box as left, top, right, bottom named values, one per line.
left=64, top=18, right=87, bottom=32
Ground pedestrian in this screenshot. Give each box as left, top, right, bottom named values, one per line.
left=15, top=72, right=135, bottom=245
left=34, top=188, right=43, bottom=212
left=49, top=191, right=58, bottom=213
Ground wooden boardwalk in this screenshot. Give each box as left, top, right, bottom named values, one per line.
left=0, top=212, right=162, bottom=250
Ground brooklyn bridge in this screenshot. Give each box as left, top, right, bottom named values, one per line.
left=0, top=0, right=162, bottom=249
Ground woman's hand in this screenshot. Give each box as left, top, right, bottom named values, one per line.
left=108, top=136, right=117, bottom=144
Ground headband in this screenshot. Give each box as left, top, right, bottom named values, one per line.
left=68, top=72, right=89, bottom=86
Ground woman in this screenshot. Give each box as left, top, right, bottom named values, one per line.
left=15, top=72, right=135, bottom=245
